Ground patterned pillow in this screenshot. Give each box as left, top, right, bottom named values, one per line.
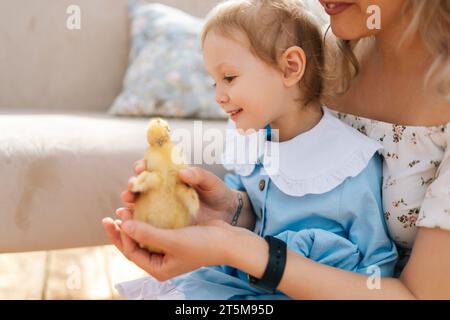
left=108, top=2, right=226, bottom=119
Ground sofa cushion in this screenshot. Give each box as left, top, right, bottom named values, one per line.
left=0, top=111, right=227, bottom=252
left=109, top=2, right=226, bottom=120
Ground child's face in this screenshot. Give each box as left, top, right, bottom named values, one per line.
left=203, top=30, right=290, bottom=132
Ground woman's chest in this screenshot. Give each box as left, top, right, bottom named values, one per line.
left=334, top=112, right=448, bottom=248
left=328, top=71, right=450, bottom=127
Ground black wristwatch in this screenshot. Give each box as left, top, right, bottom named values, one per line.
left=248, top=235, right=287, bottom=294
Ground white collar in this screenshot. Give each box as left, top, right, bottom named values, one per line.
left=221, top=107, right=383, bottom=197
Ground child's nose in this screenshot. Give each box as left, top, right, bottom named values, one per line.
left=215, top=92, right=229, bottom=105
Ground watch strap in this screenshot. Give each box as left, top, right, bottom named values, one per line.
left=248, top=235, right=287, bottom=294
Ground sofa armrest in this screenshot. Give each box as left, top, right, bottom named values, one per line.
left=0, top=113, right=227, bottom=253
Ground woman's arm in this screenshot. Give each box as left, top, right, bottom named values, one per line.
left=104, top=212, right=450, bottom=299
left=231, top=226, right=450, bottom=299
left=109, top=162, right=450, bottom=299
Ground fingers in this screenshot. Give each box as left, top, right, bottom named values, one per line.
left=104, top=217, right=167, bottom=278
left=127, top=177, right=138, bottom=192
left=179, top=167, right=222, bottom=191
left=102, top=218, right=123, bottom=251
left=120, top=209, right=139, bottom=255
left=124, top=174, right=141, bottom=211
left=121, top=190, right=136, bottom=204
left=116, top=207, right=134, bottom=219
left=118, top=207, right=133, bottom=222
left=121, top=192, right=136, bottom=211
left=117, top=210, right=164, bottom=275
left=134, top=159, right=146, bottom=175
left=121, top=160, right=146, bottom=207
left=116, top=208, right=137, bottom=258
left=178, top=167, right=198, bottom=185
left=121, top=220, right=175, bottom=253
left=127, top=179, right=135, bottom=193
left=120, top=231, right=155, bottom=273
left=122, top=177, right=139, bottom=209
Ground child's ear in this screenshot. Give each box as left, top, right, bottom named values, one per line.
left=280, top=46, right=306, bottom=87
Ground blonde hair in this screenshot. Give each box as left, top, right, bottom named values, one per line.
left=331, top=0, right=450, bottom=99
left=201, top=0, right=325, bottom=107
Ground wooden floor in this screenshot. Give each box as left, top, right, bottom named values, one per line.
left=0, top=246, right=148, bottom=300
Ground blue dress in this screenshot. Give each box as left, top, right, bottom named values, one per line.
left=167, top=109, right=398, bottom=300
left=116, top=109, right=399, bottom=300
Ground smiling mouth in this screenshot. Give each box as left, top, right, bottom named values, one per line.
left=322, top=2, right=353, bottom=15
left=227, top=108, right=243, bottom=116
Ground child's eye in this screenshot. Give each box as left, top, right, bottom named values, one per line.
left=224, top=76, right=236, bottom=83
left=212, top=76, right=236, bottom=88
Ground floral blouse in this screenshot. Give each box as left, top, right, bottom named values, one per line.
left=327, top=107, right=450, bottom=254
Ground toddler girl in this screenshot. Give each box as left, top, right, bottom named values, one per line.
left=117, top=0, right=398, bottom=300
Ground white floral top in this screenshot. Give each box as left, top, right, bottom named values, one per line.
left=327, top=107, right=450, bottom=253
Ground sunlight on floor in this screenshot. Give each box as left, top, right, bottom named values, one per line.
left=0, top=246, right=148, bottom=300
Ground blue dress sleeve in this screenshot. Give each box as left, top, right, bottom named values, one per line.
left=275, top=155, right=398, bottom=277
left=224, top=173, right=246, bottom=191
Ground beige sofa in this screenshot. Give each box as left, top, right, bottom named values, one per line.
left=0, top=0, right=227, bottom=253
left=0, top=0, right=327, bottom=253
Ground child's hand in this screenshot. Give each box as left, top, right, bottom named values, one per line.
left=120, top=160, right=147, bottom=211
left=120, top=159, right=239, bottom=225
left=102, top=209, right=256, bottom=281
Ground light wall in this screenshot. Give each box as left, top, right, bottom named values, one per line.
left=0, top=0, right=220, bottom=112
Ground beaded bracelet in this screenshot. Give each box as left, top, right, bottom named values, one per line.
left=231, top=192, right=244, bottom=226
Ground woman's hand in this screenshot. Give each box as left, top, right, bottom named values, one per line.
left=121, top=160, right=238, bottom=224
left=103, top=159, right=264, bottom=281
left=102, top=209, right=261, bottom=281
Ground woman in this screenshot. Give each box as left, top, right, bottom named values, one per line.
left=103, top=0, right=450, bottom=299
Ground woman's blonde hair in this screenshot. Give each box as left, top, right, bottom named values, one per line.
left=331, top=0, right=450, bottom=99
left=201, top=0, right=325, bottom=107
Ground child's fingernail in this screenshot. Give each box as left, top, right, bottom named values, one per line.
left=116, top=208, right=124, bottom=217
left=136, top=160, right=146, bottom=170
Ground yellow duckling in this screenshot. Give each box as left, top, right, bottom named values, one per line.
left=131, top=118, right=200, bottom=254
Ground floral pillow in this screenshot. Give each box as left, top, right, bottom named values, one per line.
left=108, top=2, right=226, bottom=119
